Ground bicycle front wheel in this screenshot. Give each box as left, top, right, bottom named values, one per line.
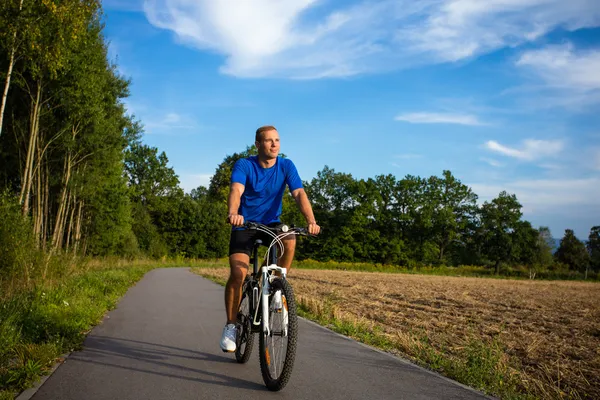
left=235, top=283, right=255, bottom=363
left=259, top=277, right=298, bottom=391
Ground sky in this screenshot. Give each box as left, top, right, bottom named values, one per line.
left=101, top=0, right=600, bottom=239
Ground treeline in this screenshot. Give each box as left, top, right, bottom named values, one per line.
left=1, top=1, right=598, bottom=288
left=298, top=167, right=600, bottom=279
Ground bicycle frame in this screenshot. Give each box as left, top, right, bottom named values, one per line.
left=245, top=223, right=304, bottom=336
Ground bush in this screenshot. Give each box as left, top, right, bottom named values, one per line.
left=0, top=191, right=36, bottom=287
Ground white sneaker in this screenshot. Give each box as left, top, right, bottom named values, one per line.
left=220, top=323, right=237, bottom=352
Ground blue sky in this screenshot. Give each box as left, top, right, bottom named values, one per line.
left=101, top=0, right=600, bottom=239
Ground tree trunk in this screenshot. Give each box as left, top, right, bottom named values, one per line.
left=42, top=161, right=50, bottom=251
left=585, top=265, right=589, bottom=280
left=74, top=200, right=83, bottom=254
left=33, top=138, right=43, bottom=246
left=0, top=0, right=24, bottom=137
left=66, top=191, right=76, bottom=250
left=51, top=153, right=72, bottom=251
left=20, top=80, right=42, bottom=216
left=58, top=190, right=72, bottom=250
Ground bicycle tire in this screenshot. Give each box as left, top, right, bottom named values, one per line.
left=259, top=277, right=298, bottom=391
left=235, top=283, right=255, bottom=363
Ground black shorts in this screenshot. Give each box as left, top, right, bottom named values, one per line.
left=228, top=223, right=290, bottom=257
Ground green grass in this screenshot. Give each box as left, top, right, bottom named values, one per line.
left=0, top=266, right=155, bottom=399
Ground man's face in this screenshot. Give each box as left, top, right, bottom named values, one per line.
left=256, top=129, right=280, bottom=159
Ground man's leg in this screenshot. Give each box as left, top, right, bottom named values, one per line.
left=278, top=236, right=296, bottom=274
left=225, top=253, right=250, bottom=324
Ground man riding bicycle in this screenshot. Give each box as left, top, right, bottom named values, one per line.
left=221, top=125, right=321, bottom=352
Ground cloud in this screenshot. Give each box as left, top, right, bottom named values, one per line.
left=592, top=148, right=600, bottom=171
left=142, top=0, right=600, bottom=78
left=470, top=177, right=600, bottom=238
left=395, top=112, right=484, bottom=125
left=517, top=44, right=600, bottom=91
left=144, top=112, right=198, bottom=133
left=470, top=177, right=600, bottom=209
left=480, top=157, right=503, bottom=167
left=514, top=43, right=600, bottom=108
left=484, top=139, right=563, bottom=161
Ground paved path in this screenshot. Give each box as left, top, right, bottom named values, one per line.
left=24, top=268, right=495, bottom=400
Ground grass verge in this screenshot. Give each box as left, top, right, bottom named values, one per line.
left=0, top=257, right=226, bottom=399
left=0, top=265, right=155, bottom=399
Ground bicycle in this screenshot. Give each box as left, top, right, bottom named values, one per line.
left=233, top=222, right=309, bottom=391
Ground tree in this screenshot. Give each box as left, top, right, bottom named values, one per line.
left=124, top=143, right=181, bottom=205
left=588, top=226, right=600, bottom=273
left=207, top=145, right=257, bottom=202
left=0, top=0, right=24, bottom=136
left=512, top=221, right=540, bottom=277
left=529, top=226, right=554, bottom=278
left=427, top=170, right=478, bottom=264
left=479, top=191, right=523, bottom=274
left=555, top=229, right=590, bottom=274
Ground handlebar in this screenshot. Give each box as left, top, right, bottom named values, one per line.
left=243, top=221, right=310, bottom=236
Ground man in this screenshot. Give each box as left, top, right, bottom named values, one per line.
left=220, top=125, right=321, bottom=352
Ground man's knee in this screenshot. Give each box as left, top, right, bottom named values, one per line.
left=282, top=236, right=296, bottom=250
left=229, top=254, right=249, bottom=284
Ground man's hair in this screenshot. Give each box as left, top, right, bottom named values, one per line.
left=255, top=125, right=277, bottom=142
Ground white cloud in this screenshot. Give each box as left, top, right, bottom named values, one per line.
left=142, top=112, right=198, bottom=134
left=142, top=0, right=600, bottom=78
left=395, top=112, right=484, bottom=125
left=469, top=177, right=600, bottom=238
left=402, top=0, right=600, bottom=62
left=517, top=44, right=600, bottom=91
left=592, top=148, right=600, bottom=171
left=480, top=157, right=503, bottom=167
left=163, top=113, right=181, bottom=124
left=515, top=43, right=600, bottom=108
left=470, top=177, right=600, bottom=213
left=484, top=139, right=563, bottom=161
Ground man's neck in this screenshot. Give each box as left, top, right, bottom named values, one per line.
left=257, top=155, right=276, bottom=168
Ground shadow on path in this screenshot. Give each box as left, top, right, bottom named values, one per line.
left=70, top=335, right=265, bottom=391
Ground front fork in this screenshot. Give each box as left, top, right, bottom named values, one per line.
left=255, top=265, right=287, bottom=337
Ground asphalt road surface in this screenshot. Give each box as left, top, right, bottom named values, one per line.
left=22, top=268, right=495, bottom=400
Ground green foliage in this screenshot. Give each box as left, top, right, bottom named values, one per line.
left=0, top=191, right=35, bottom=282
left=588, top=226, right=600, bottom=272
left=207, top=144, right=257, bottom=202
left=555, top=229, right=590, bottom=272
left=478, top=191, right=523, bottom=274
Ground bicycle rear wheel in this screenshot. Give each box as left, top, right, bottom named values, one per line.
left=259, top=277, right=298, bottom=391
left=235, top=283, right=255, bottom=363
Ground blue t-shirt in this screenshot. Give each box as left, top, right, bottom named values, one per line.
left=231, top=156, right=303, bottom=225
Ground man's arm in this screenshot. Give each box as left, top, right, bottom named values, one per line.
left=227, top=182, right=245, bottom=226
left=291, top=188, right=320, bottom=235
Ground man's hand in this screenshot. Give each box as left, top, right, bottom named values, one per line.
left=308, top=222, right=320, bottom=235
left=228, top=214, right=244, bottom=227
